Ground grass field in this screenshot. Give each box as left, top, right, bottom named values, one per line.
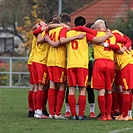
left=0, top=88, right=133, bottom=133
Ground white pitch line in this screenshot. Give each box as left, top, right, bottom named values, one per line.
left=108, top=128, right=133, bottom=133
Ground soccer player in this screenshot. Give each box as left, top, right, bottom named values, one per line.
left=32, top=20, right=50, bottom=119
left=86, top=22, right=96, bottom=118
left=90, top=20, right=116, bottom=121
left=104, top=29, right=133, bottom=121
left=27, top=22, right=44, bottom=117
left=46, top=14, right=81, bottom=119
left=27, top=35, right=38, bottom=117
left=59, top=17, right=112, bottom=120
left=46, top=14, right=68, bottom=119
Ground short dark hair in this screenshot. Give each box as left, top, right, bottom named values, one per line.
left=59, top=12, right=69, bottom=17
left=60, top=14, right=71, bottom=24
left=52, top=16, right=61, bottom=24
left=47, top=15, right=58, bottom=24
left=74, top=16, right=86, bottom=26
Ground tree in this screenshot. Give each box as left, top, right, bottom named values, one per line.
left=110, top=10, right=133, bottom=42
left=17, top=1, right=42, bottom=56
left=0, top=0, right=30, bottom=41
left=0, top=0, right=93, bottom=56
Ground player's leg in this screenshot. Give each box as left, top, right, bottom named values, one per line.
left=78, top=86, right=87, bottom=120
left=48, top=80, right=56, bottom=119
left=34, top=63, right=49, bottom=119
left=64, top=86, right=70, bottom=117
left=55, top=83, right=67, bottom=119
left=68, top=86, right=77, bottom=120
left=97, top=89, right=107, bottom=121
left=86, top=85, right=96, bottom=118
left=27, top=64, right=35, bottom=117
left=42, top=85, right=49, bottom=116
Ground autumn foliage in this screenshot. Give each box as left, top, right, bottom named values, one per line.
left=17, top=4, right=42, bottom=53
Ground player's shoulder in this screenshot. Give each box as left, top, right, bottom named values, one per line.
left=112, top=29, right=123, bottom=36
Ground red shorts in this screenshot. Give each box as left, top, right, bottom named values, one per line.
left=31, top=62, right=38, bottom=84
left=47, top=66, right=66, bottom=84
left=33, top=62, right=49, bottom=85
left=114, top=69, right=122, bottom=85
left=121, top=64, right=133, bottom=90
left=28, top=64, right=36, bottom=84
left=67, top=68, right=88, bottom=87
left=91, top=59, right=115, bottom=90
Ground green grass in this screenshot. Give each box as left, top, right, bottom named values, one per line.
left=0, top=88, right=133, bottom=133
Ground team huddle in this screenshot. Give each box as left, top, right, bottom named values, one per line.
left=27, top=12, right=133, bottom=121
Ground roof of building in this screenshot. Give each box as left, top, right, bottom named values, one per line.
left=70, top=0, right=133, bottom=27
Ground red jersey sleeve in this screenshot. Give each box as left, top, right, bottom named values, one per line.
left=114, top=33, right=132, bottom=48
left=59, top=27, right=68, bottom=39
left=123, top=35, right=132, bottom=48
left=113, top=33, right=127, bottom=44
left=123, top=35, right=132, bottom=43
left=108, top=44, right=120, bottom=51
left=124, top=41, right=132, bottom=49
left=86, top=33, right=95, bottom=42
left=71, top=26, right=97, bottom=36
left=33, top=26, right=42, bottom=37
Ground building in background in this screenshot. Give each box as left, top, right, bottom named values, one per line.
left=70, top=0, right=133, bottom=27
left=0, top=27, right=25, bottom=56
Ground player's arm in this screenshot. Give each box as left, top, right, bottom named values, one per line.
left=60, top=33, right=85, bottom=44
left=33, top=26, right=42, bottom=37
left=47, top=23, right=70, bottom=30
left=32, top=23, right=40, bottom=30
left=103, top=42, right=120, bottom=51
left=32, top=21, right=46, bottom=30
left=91, top=32, right=113, bottom=44
left=43, top=27, right=67, bottom=47
left=118, top=41, right=132, bottom=54
left=44, top=33, right=85, bottom=47
left=71, top=26, right=97, bottom=36
left=44, top=35, right=60, bottom=48
left=123, top=34, right=132, bottom=48
left=32, top=21, right=47, bottom=36
left=114, top=33, right=132, bottom=53
left=33, top=26, right=47, bottom=37
left=59, top=27, right=84, bottom=44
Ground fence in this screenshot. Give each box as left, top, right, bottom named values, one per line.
left=0, top=57, right=30, bottom=88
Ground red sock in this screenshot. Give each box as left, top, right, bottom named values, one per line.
left=68, top=95, right=76, bottom=116
left=122, top=94, right=130, bottom=117
left=78, top=95, right=86, bottom=117
left=48, top=88, right=55, bottom=115
left=54, top=89, right=59, bottom=112
left=42, top=90, right=48, bottom=111
left=117, top=92, right=123, bottom=114
left=56, top=90, right=65, bottom=115
left=28, top=90, right=34, bottom=111
left=112, top=91, right=119, bottom=113
left=105, top=93, right=112, bottom=115
left=32, top=91, right=37, bottom=111
left=98, top=96, right=105, bottom=116
left=36, top=90, right=44, bottom=110
left=129, top=92, right=132, bottom=110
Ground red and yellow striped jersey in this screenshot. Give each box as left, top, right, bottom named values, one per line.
left=33, top=30, right=50, bottom=65
left=94, top=31, right=116, bottom=60
left=47, top=26, right=67, bottom=68
left=66, top=30, right=89, bottom=69
left=28, top=35, right=37, bottom=64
